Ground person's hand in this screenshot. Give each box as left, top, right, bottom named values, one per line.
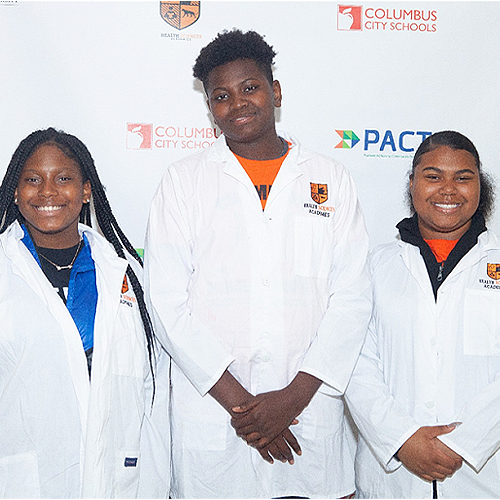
left=208, top=370, right=302, bottom=460
left=397, top=425, right=463, bottom=482
left=231, top=372, right=321, bottom=449
left=231, top=388, right=299, bottom=448
left=254, top=429, right=302, bottom=464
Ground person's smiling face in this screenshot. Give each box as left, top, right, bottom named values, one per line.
left=205, top=58, right=282, bottom=156
left=410, top=145, right=480, bottom=240
left=15, top=144, right=91, bottom=248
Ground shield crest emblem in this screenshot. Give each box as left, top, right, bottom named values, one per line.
left=160, top=1, right=200, bottom=30
left=310, top=183, right=328, bottom=204
left=487, top=263, right=500, bottom=280
left=122, top=276, right=129, bottom=294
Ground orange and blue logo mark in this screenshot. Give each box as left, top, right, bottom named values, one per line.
left=160, top=1, right=200, bottom=30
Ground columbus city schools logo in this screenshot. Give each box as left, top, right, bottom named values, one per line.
left=310, top=183, right=328, bottom=204
left=160, top=1, right=200, bottom=30
left=487, top=263, right=500, bottom=280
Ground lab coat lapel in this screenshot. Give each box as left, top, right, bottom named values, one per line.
left=265, top=144, right=303, bottom=209
left=2, top=222, right=91, bottom=435
left=399, top=242, right=436, bottom=304
left=83, top=228, right=128, bottom=389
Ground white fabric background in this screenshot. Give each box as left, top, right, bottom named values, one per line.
left=1, top=0, right=499, bottom=249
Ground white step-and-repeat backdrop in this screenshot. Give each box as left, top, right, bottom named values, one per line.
left=1, top=0, right=499, bottom=250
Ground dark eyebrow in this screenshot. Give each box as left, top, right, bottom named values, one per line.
left=210, top=78, right=260, bottom=94
left=421, top=166, right=477, bottom=175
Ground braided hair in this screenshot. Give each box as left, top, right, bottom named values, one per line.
left=0, top=127, right=157, bottom=400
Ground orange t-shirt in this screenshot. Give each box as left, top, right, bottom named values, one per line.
left=234, top=146, right=290, bottom=210
left=424, top=238, right=459, bottom=263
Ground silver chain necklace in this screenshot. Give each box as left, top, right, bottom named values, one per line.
left=37, top=239, right=83, bottom=271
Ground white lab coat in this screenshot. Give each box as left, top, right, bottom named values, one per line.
left=144, top=133, right=371, bottom=498
left=0, top=221, right=170, bottom=499
left=345, top=230, right=500, bottom=498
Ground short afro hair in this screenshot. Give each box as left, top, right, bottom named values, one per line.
left=193, top=29, right=277, bottom=89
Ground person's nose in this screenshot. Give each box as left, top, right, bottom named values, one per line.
left=230, top=93, right=248, bottom=110
left=39, top=179, right=58, bottom=198
left=439, top=177, right=457, bottom=196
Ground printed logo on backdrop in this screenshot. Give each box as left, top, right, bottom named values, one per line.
left=337, top=4, right=438, bottom=32
left=335, top=130, right=360, bottom=149
left=126, top=123, right=221, bottom=150
left=127, top=124, right=153, bottom=150
left=338, top=6, right=363, bottom=30
left=335, top=128, right=432, bottom=158
left=160, top=1, right=200, bottom=30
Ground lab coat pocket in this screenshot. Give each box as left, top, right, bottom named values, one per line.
left=463, top=288, right=500, bottom=356
left=294, top=216, right=332, bottom=279
left=0, top=451, right=40, bottom=498
left=115, top=451, right=140, bottom=499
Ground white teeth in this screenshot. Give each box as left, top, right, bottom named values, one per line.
left=36, top=206, right=62, bottom=212
left=435, top=203, right=459, bottom=209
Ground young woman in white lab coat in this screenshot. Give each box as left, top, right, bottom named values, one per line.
left=345, top=130, right=500, bottom=498
left=0, top=128, right=169, bottom=498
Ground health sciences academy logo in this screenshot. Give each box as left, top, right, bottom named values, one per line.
left=338, top=4, right=438, bottom=32
left=160, top=1, right=200, bottom=30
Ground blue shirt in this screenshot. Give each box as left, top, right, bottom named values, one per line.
left=21, top=225, right=98, bottom=352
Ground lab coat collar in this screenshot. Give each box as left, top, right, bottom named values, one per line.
left=5, top=220, right=129, bottom=288
left=397, top=228, right=499, bottom=300
left=209, top=132, right=310, bottom=209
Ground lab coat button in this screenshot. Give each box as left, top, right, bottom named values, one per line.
left=262, top=278, right=270, bottom=286
left=262, top=355, right=270, bottom=362
left=425, top=401, right=435, bottom=408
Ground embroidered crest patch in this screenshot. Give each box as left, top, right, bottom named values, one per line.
left=122, top=276, right=129, bottom=294
left=310, top=183, right=328, bottom=204
left=487, top=263, right=500, bottom=280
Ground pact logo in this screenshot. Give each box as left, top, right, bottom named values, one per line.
left=335, top=130, right=360, bottom=149
left=364, top=129, right=432, bottom=153
left=126, top=123, right=153, bottom=150
left=338, top=5, right=363, bottom=31
left=336, top=128, right=432, bottom=154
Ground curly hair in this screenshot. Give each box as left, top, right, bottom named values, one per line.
left=406, top=130, right=495, bottom=221
left=193, top=29, right=277, bottom=89
left=0, top=127, right=158, bottom=401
